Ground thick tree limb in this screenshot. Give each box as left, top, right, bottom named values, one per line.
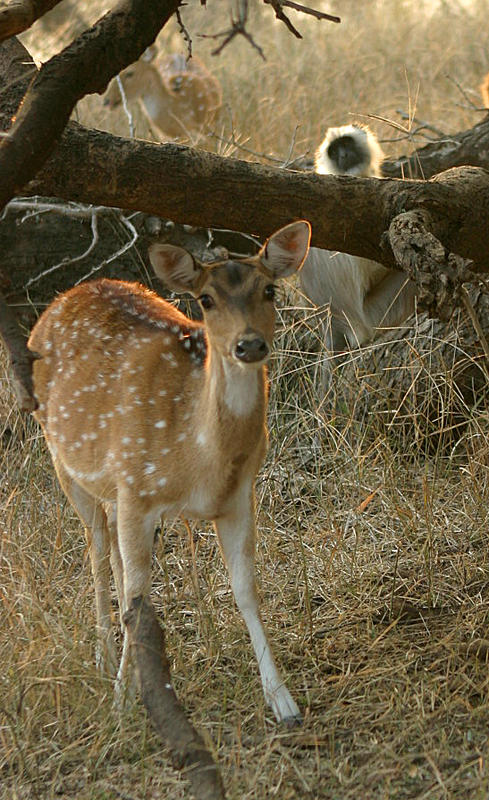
left=123, top=596, right=226, bottom=800
left=2, top=117, right=489, bottom=405
left=17, top=123, right=489, bottom=273
left=0, top=0, right=63, bottom=40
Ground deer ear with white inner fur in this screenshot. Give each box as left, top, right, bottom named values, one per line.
left=259, top=220, right=311, bottom=279
left=148, top=243, right=205, bottom=295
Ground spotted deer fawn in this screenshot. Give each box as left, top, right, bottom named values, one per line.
left=28, top=221, right=311, bottom=724
left=104, top=47, right=222, bottom=140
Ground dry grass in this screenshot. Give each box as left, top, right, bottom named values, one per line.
left=3, top=1, right=489, bottom=798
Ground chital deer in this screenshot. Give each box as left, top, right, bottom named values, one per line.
left=104, top=47, right=222, bottom=141
left=28, top=221, right=311, bottom=724
left=299, top=124, right=416, bottom=393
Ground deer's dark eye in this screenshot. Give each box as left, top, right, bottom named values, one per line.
left=199, top=294, right=214, bottom=310
left=264, top=284, right=275, bottom=301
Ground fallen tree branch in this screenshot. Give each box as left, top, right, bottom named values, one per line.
left=18, top=123, right=489, bottom=272
left=123, top=596, right=226, bottom=800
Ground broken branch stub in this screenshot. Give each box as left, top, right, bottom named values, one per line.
left=123, top=596, right=226, bottom=800
left=387, top=208, right=475, bottom=321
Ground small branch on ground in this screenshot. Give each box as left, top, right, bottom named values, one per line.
left=123, top=596, right=226, bottom=800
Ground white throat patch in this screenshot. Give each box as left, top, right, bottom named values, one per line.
left=223, top=361, right=259, bottom=416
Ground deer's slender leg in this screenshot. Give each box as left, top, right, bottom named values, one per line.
left=54, top=461, right=117, bottom=674
left=215, top=483, right=301, bottom=724
left=114, top=492, right=157, bottom=701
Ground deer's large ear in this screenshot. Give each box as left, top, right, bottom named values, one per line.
left=148, top=244, right=205, bottom=295
left=259, top=221, right=311, bottom=279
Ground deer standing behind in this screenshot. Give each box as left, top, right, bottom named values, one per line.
left=299, top=124, right=416, bottom=394
left=104, top=47, right=222, bottom=141
left=28, top=221, right=311, bottom=724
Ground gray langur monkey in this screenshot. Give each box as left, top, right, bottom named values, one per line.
left=299, top=124, right=416, bottom=393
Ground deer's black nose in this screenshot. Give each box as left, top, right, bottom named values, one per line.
left=235, top=337, right=269, bottom=363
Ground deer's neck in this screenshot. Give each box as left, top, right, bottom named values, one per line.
left=192, top=348, right=267, bottom=452
left=208, top=349, right=265, bottom=416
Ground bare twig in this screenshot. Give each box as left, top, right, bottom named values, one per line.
left=26, top=211, right=100, bottom=288
left=446, top=73, right=481, bottom=111
left=264, top=0, right=340, bottom=39
left=115, top=75, right=135, bottom=138
left=75, top=213, right=139, bottom=284
left=2, top=199, right=139, bottom=288
left=209, top=129, right=283, bottom=164
left=176, top=7, right=192, bottom=58
left=200, top=0, right=266, bottom=60
left=281, top=123, right=300, bottom=168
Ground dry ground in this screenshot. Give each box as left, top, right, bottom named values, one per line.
left=3, top=1, right=489, bottom=798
